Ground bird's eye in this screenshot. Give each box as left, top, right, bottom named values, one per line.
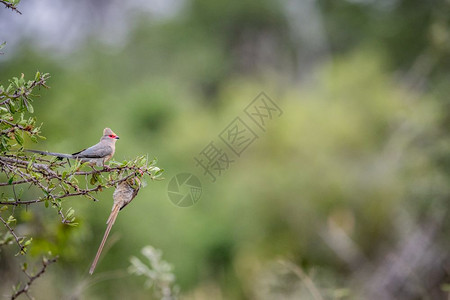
left=108, top=135, right=114, bottom=138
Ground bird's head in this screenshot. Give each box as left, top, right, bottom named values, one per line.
left=102, top=128, right=120, bottom=142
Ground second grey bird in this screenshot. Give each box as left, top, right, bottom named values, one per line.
left=89, top=177, right=141, bottom=274
left=26, top=128, right=119, bottom=166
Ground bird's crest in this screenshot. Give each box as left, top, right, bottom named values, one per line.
left=102, top=128, right=119, bottom=140
left=103, top=128, right=116, bottom=136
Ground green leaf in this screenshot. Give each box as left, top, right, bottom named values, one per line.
left=23, top=99, right=33, bottom=113
left=12, top=282, right=21, bottom=293
left=154, top=168, right=164, bottom=177
left=66, top=208, right=75, bottom=219
left=26, top=159, right=33, bottom=171
left=14, top=131, right=23, bottom=145
left=8, top=101, right=16, bottom=113
left=8, top=176, right=14, bottom=185
left=90, top=173, right=98, bottom=185
left=24, top=238, right=32, bottom=246
left=7, top=215, right=16, bottom=224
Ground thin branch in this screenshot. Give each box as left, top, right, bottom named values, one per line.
left=0, top=0, right=21, bottom=14
left=0, top=214, right=25, bottom=253
left=0, top=119, right=32, bottom=135
left=0, top=179, right=31, bottom=186
left=11, top=256, right=58, bottom=300
left=0, top=155, right=56, bottom=175
left=0, top=76, right=48, bottom=105
left=0, top=166, right=143, bottom=206
left=278, top=260, right=324, bottom=300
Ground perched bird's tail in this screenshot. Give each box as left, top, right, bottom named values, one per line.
left=89, top=204, right=120, bottom=275
left=25, top=149, right=73, bottom=159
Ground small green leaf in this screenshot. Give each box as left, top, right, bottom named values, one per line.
left=7, top=215, right=16, bottom=224
left=8, top=102, right=16, bottom=113
left=24, top=238, right=32, bottom=246
left=14, top=131, right=23, bottom=145
left=154, top=168, right=164, bottom=177
left=12, top=282, right=21, bottom=293
left=66, top=208, right=74, bottom=219
left=90, top=173, right=98, bottom=185
left=26, top=159, right=33, bottom=171
left=24, top=100, right=33, bottom=113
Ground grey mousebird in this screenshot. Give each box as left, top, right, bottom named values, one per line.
left=26, top=128, right=119, bottom=166
left=89, top=178, right=141, bottom=274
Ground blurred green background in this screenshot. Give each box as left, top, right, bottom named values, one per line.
left=1, top=0, right=450, bottom=299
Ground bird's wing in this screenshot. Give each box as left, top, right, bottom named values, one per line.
left=71, top=148, right=87, bottom=156
left=73, top=143, right=112, bottom=158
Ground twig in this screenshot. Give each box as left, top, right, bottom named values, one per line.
left=0, top=76, right=48, bottom=106
left=0, top=0, right=21, bottom=14
left=11, top=256, right=58, bottom=300
left=0, top=179, right=29, bottom=186
left=0, top=165, right=144, bottom=206
left=0, top=214, right=25, bottom=253
left=0, top=155, right=57, bottom=175
left=278, top=260, right=324, bottom=300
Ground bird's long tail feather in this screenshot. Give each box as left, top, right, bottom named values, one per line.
left=89, top=205, right=120, bottom=275
left=25, top=149, right=73, bottom=159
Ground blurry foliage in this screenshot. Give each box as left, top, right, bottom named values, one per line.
left=1, top=0, right=450, bottom=299
left=129, top=245, right=178, bottom=299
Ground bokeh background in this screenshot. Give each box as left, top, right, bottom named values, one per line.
left=1, top=0, right=450, bottom=299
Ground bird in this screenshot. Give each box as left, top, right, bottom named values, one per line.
left=26, top=128, right=119, bottom=166
left=89, top=177, right=141, bottom=274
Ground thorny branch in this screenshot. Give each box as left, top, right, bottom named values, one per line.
left=11, top=256, right=58, bottom=300
left=0, top=155, right=159, bottom=206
